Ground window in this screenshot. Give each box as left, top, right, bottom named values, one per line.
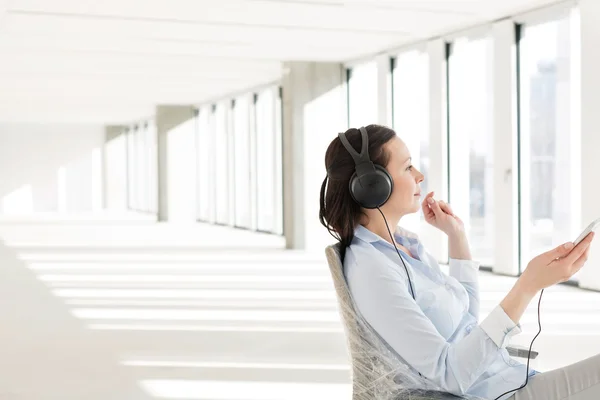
left=126, top=127, right=136, bottom=210
left=448, top=35, right=495, bottom=266
left=233, top=96, right=252, bottom=229
left=134, top=125, right=144, bottom=212
left=274, top=88, right=284, bottom=235
left=227, top=101, right=236, bottom=226
left=255, top=87, right=280, bottom=234
left=124, top=122, right=157, bottom=215
left=147, top=121, right=159, bottom=214
left=196, top=86, right=283, bottom=235
left=215, top=103, right=229, bottom=225
left=105, top=130, right=128, bottom=210
left=196, top=107, right=213, bottom=222
left=348, top=61, right=378, bottom=128
left=519, top=14, right=580, bottom=271
left=392, top=49, right=430, bottom=235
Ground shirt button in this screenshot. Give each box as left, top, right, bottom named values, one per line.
left=466, top=325, right=473, bottom=333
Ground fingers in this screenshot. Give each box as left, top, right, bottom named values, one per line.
left=421, top=192, right=435, bottom=219
left=422, top=205, right=435, bottom=221
left=438, top=200, right=454, bottom=216
left=545, top=241, right=575, bottom=262
left=427, top=196, right=444, bottom=218
left=563, top=231, right=595, bottom=265
left=571, top=245, right=592, bottom=275
left=423, top=192, right=435, bottom=204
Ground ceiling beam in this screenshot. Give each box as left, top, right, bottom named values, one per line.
left=8, top=0, right=414, bottom=34
left=0, top=33, right=395, bottom=61
left=2, top=13, right=406, bottom=44
left=0, top=51, right=282, bottom=72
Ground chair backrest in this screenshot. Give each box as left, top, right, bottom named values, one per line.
left=325, top=243, right=402, bottom=399
left=325, top=243, right=469, bottom=400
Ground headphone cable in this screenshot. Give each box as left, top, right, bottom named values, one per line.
left=376, top=207, right=416, bottom=300
left=493, top=288, right=543, bottom=400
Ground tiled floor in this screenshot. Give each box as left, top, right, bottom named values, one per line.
left=0, top=216, right=599, bottom=399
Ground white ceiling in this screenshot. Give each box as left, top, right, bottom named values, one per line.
left=0, top=0, right=564, bottom=124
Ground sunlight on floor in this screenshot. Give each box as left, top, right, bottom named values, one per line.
left=140, top=380, right=352, bottom=400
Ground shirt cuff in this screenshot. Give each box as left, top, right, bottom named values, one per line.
left=480, top=305, right=522, bottom=348
left=449, top=258, right=480, bottom=283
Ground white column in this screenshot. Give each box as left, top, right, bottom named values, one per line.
left=424, top=38, right=449, bottom=263
left=282, top=62, right=346, bottom=251
left=103, top=126, right=128, bottom=211
left=574, top=1, right=600, bottom=290
left=376, top=54, right=393, bottom=126
left=156, top=105, right=196, bottom=222
left=491, top=20, right=520, bottom=275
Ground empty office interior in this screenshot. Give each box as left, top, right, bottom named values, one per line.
left=1, top=0, right=600, bottom=399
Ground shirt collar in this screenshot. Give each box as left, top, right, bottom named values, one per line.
left=354, top=223, right=419, bottom=244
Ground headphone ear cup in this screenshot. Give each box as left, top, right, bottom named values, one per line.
left=349, top=165, right=393, bottom=209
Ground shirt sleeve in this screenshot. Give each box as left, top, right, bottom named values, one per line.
left=480, top=305, right=522, bottom=348
left=346, top=257, right=519, bottom=397
left=449, top=258, right=481, bottom=320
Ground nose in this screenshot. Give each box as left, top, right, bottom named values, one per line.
left=416, top=171, right=424, bottom=184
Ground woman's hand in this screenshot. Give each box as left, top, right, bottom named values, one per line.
left=421, top=191, right=464, bottom=236
left=519, top=232, right=595, bottom=294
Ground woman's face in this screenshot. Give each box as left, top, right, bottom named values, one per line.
left=382, top=136, right=425, bottom=217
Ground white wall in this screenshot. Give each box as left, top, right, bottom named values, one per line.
left=0, top=123, right=104, bottom=215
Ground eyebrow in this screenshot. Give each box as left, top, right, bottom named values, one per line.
left=404, top=157, right=412, bottom=164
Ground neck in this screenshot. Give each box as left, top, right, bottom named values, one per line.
left=362, top=210, right=403, bottom=246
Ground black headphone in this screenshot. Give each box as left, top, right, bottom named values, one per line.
left=338, top=127, right=394, bottom=209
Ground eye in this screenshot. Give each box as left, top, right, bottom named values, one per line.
left=407, top=165, right=413, bottom=171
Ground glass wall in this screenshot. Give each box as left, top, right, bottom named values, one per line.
left=126, top=127, right=135, bottom=209
left=195, top=85, right=283, bottom=235
left=448, top=35, right=495, bottom=266
left=147, top=121, right=158, bottom=214
left=126, top=121, right=158, bottom=214
left=519, top=14, right=581, bottom=271
left=348, top=61, right=378, bottom=128
left=255, top=87, right=282, bottom=234
left=105, top=131, right=128, bottom=210
left=392, top=48, right=430, bottom=235
left=196, top=107, right=213, bottom=223
left=232, top=97, right=252, bottom=229
left=214, top=103, right=230, bottom=225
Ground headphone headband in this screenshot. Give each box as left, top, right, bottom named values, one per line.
left=338, top=127, right=376, bottom=178
left=338, top=127, right=369, bottom=165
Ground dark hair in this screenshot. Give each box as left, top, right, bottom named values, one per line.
left=319, top=124, right=397, bottom=249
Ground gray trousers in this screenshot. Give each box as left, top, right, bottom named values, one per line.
left=508, top=353, right=600, bottom=400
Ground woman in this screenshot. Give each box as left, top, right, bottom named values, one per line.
left=319, top=124, right=597, bottom=400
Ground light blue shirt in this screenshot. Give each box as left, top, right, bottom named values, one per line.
left=344, top=225, right=537, bottom=400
